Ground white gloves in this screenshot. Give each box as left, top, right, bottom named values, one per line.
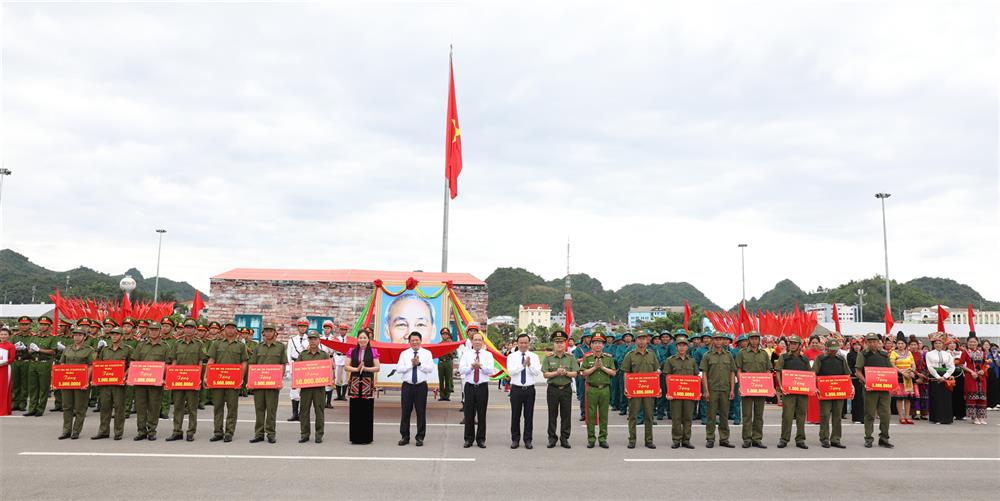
left=97, top=339, right=108, bottom=349
left=56, top=342, right=66, bottom=351
left=15, top=341, right=26, bottom=351
left=29, top=343, right=40, bottom=353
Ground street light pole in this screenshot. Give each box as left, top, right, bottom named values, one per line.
left=875, top=193, right=891, bottom=310
left=857, top=288, right=866, bottom=323
left=738, top=243, right=748, bottom=306
left=153, top=229, right=167, bottom=302
left=0, top=167, right=11, bottom=212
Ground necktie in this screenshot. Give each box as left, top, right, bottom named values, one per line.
left=521, top=353, right=527, bottom=385
left=474, top=351, right=480, bottom=384
left=412, top=350, right=418, bottom=384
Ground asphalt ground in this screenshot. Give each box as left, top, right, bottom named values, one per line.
left=2, top=385, right=999, bottom=501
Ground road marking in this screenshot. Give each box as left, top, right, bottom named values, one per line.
left=19, top=452, right=474, bottom=462
left=625, top=457, right=1000, bottom=463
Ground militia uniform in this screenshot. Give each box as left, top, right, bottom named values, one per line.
left=580, top=333, right=616, bottom=448
left=57, top=327, right=96, bottom=439
left=50, top=317, right=70, bottom=412
left=123, top=319, right=143, bottom=415
left=735, top=332, right=771, bottom=448
left=133, top=322, right=170, bottom=440
left=437, top=329, right=455, bottom=401
left=814, top=338, right=850, bottom=448
left=296, top=331, right=330, bottom=443
left=663, top=335, right=697, bottom=448
left=250, top=322, right=286, bottom=443
left=25, top=317, right=58, bottom=416
left=158, top=317, right=178, bottom=419
left=700, top=333, right=736, bottom=448
left=776, top=337, right=810, bottom=449
left=10, top=316, right=34, bottom=412
left=93, top=329, right=131, bottom=440
left=207, top=321, right=249, bottom=442
left=542, top=331, right=578, bottom=448
left=621, top=331, right=659, bottom=449
left=166, top=323, right=204, bottom=442
left=856, top=332, right=894, bottom=448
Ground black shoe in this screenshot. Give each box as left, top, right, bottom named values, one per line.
left=742, top=441, right=751, bottom=448
left=579, top=416, right=585, bottom=421
left=645, top=443, right=656, bottom=449
left=627, top=441, right=636, bottom=449
left=547, top=440, right=557, bottom=449
left=399, top=439, right=410, bottom=446
left=113, top=435, right=122, bottom=441
left=91, top=434, right=109, bottom=440
left=599, top=442, right=609, bottom=449
left=477, top=441, right=486, bottom=449
left=682, top=442, right=695, bottom=449
left=463, top=441, right=472, bottom=448
left=223, top=435, right=232, bottom=443
left=267, top=436, right=276, bottom=444
left=752, top=442, right=767, bottom=449
left=415, top=439, right=423, bottom=447
left=315, top=437, right=322, bottom=444
left=719, top=441, right=734, bottom=448
left=777, top=440, right=788, bottom=449
left=51, top=407, right=61, bottom=412
left=198, top=404, right=205, bottom=410
left=706, top=441, right=714, bottom=448
left=821, top=441, right=830, bottom=448
left=561, top=441, right=572, bottom=449
left=796, top=442, right=808, bottom=449
left=133, top=435, right=147, bottom=441
left=287, top=416, right=299, bottom=422
left=587, top=442, right=595, bottom=448
left=210, top=435, right=224, bottom=442
left=324, top=404, right=334, bottom=409
left=160, top=412, right=169, bottom=419
left=460, top=419, right=465, bottom=425
left=165, top=433, right=183, bottom=442
left=70, top=434, right=79, bottom=440
left=511, top=442, right=520, bottom=449
left=672, top=442, right=681, bottom=449
left=878, top=439, right=894, bottom=449
left=299, top=436, right=309, bottom=443
left=23, top=411, right=36, bottom=417
left=186, top=433, right=195, bottom=442
left=58, top=433, right=71, bottom=440
left=524, top=441, right=533, bottom=450
left=864, top=439, right=873, bottom=448
left=831, top=442, right=846, bottom=449
left=249, top=436, right=264, bottom=443
left=147, top=433, right=156, bottom=441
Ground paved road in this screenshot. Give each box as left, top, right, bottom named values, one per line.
left=2, top=385, right=998, bottom=500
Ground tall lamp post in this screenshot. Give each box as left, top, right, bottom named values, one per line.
left=857, top=288, right=866, bottom=323
left=875, top=193, right=891, bottom=310
left=153, top=229, right=167, bottom=302
left=738, top=243, right=748, bottom=306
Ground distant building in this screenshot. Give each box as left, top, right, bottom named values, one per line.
left=947, top=308, right=1000, bottom=327
left=0, top=303, right=56, bottom=325
left=903, top=306, right=943, bottom=324
left=804, top=303, right=858, bottom=324
left=488, top=315, right=515, bottom=326
left=518, top=304, right=551, bottom=331
left=551, top=312, right=566, bottom=328
left=628, top=306, right=684, bottom=328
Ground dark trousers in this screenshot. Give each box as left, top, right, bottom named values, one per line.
left=400, top=382, right=427, bottom=441
left=61, top=389, right=88, bottom=436
left=172, top=390, right=199, bottom=435
left=464, top=382, right=489, bottom=443
left=299, top=387, right=325, bottom=439
left=211, top=388, right=239, bottom=437
left=547, top=384, right=572, bottom=443
left=97, top=386, right=127, bottom=437
left=509, top=385, right=535, bottom=443
left=134, top=386, right=163, bottom=436
left=850, top=378, right=865, bottom=422
left=253, top=389, right=280, bottom=438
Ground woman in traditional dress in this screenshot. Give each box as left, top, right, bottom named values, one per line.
left=926, top=335, right=955, bottom=424
left=909, top=336, right=930, bottom=420
left=889, top=334, right=916, bottom=424
left=345, top=328, right=380, bottom=444
left=984, top=340, right=1000, bottom=409
left=959, top=335, right=988, bottom=425
left=0, top=326, right=15, bottom=416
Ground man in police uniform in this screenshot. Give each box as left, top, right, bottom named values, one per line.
left=580, top=333, right=616, bottom=448
left=92, top=327, right=131, bottom=440
left=855, top=332, right=894, bottom=448
left=663, top=334, right=697, bottom=449
left=285, top=318, right=309, bottom=422
left=295, top=330, right=329, bottom=443
left=207, top=320, right=249, bottom=442
left=200, top=321, right=220, bottom=408
left=437, top=328, right=456, bottom=401
left=735, top=331, right=771, bottom=448
left=10, top=316, right=33, bottom=412
left=25, top=316, right=57, bottom=416
left=622, top=330, right=659, bottom=449
left=542, top=330, right=578, bottom=448
left=133, top=322, right=169, bottom=440
left=814, top=338, right=850, bottom=448
left=775, top=336, right=810, bottom=449
left=166, top=320, right=204, bottom=442
left=250, top=322, right=286, bottom=443
left=700, top=331, right=736, bottom=448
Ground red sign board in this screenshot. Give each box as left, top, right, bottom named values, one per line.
left=247, top=364, right=284, bottom=390
left=666, top=375, right=702, bottom=400
left=781, top=370, right=817, bottom=395
left=127, top=361, right=165, bottom=386
left=739, top=372, right=776, bottom=397
left=292, top=359, right=333, bottom=389
left=91, top=360, right=126, bottom=386
left=865, top=366, right=898, bottom=392
left=206, top=364, right=243, bottom=389
left=52, top=364, right=89, bottom=390
left=165, top=365, right=202, bottom=390
left=817, top=375, right=854, bottom=400
left=624, top=373, right=662, bottom=398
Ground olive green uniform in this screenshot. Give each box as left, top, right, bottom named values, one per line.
left=159, top=335, right=177, bottom=417
left=26, top=333, right=57, bottom=415
left=622, top=349, right=660, bottom=446
left=59, top=344, right=95, bottom=437
left=133, top=339, right=170, bottom=438
left=856, top=348, right=892, bottom=443
left=10, top=329, right=32, bottom=411
left=200, top=340, right=214, bottom=406
left=542, top=352, right=578, bottom=445
left=776, top=352, right=810, bottom=444
left=241, top=340, right=257, bottom=397
left=250, top=341, right=286, bottom=440
left=95, top=343, right=131, bottom=438
left=169, top=339, right=204, bottom=437
left=208, top=338, right=249, bottom=439
left=437, top=351, right=455, bottom=400
left=735, top=347, right=772, bottom=444
left=51, top=330, right=74, bottom=412
left=296, top=349, right=330, bottom=440
left=700, top=349, right=735, bottom=444
left=663, top=354, right=698, bottom=444
left=814, top=352, right=851, bottom=445
left=580, top=352, right=615, bottom=445
left=122, top=336, right=140, bottom=414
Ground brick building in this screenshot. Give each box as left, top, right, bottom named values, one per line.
left=208, top=268, right=488, bottom=341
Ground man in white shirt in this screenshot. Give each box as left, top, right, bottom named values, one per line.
left=507, top=333, right=541, bottom=449
left=396, top=331, right=434, bottom=446
left=459, top=327, right=497, bottom=448
left=333, top=324, right=351, bottom=401
left=285, top=318, right=309, bottom=422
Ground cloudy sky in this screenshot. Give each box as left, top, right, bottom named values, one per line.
left=1, top=2, right=997, bottom=309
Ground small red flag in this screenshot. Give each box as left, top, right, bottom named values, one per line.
left=52, top=288, right=61, bottom=336
left=445, top=53, right=463, bottom=199
left=832, top=303, right=842, bottom=334
left=192, top=291, right=205, bottom=320
left=739, top=303, right=752, bottom=335
left=884, top=304, right=894, bottom=336
left=937, top=305, right=949, bottom=333
left=968, top=304, right=975, bottom=333
left=683, top=300, right=691, bottom=334
left=564, top=298, right=573, bottom=334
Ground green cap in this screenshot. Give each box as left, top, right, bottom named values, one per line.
left=635, top=330, right=650, bottom=338
left=148, top=322, right=162, bottom=330
left=748, top=331, right=761, bottom=338
left=307, top=330, right=320, bottom=338
left=71, top=326, right=87, bottom=335
left=224, top=320, right=237, bottom=328
left=551, top=330, right=568, bottom=342
left=787, top=336, right=802, bottom=345
left=183, top=319, right=197, bottom=327
left=864, top=332, right=880, bottom=341
left=262, top=322, right=276, bottom=331
left=109, top=327, right=122, bottom=335
left=825, top=338, right=841, bottom=350
left=713, top=331, right=728, bottom=339
left=675, top=335, right=689, bottom=345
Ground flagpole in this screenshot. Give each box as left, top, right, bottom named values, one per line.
left=442, top=178, right=449, bottom=273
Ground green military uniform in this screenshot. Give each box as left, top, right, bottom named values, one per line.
left=621, top=340, right=659, bottom=447
left=663, top=339, right=698, bottom=447
left=541, top=334, right=579, bottom=448
left=158, top=321, right=178, bottom=418
left=167, top=337, right=204, bottom=440
left=580, top=334, right=616, bottom=448
left=814, top=339, right=851, bottom=448
left=26, top=326, right=58, bottom=416
left=207, top=333, right=249, bottom=441
left=735, top=337, right=772, bottom=447
left=50, top=321, right=72, bottom=412
left=250, top=332, right=286, bottom=442
left=700, top=337, right=736, bottom=447
left=296, top=336, right=329, bottom=442
left=10, top=318, right=34, bottom=411
left=241, top=331, right=257, bottom=397
left=122, top=322, right=141, bottom=415
left=776, top=340, right=810, bottom=447
left=94, top=336, right=131, bottom=439
left=58, top=335, right=95, bottom=439
left=437, top=331, right=455, bottom=401
left=133, top=329, right=170, bottom=440
left=856, top=333, right=893, bottom=447
left=199, top=330, right=216, bottom=407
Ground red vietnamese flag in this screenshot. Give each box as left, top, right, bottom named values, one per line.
left=884, top=303, right=894, bottom=336
left=683, top=300, right=691, bottom=334
left=937, top=305, right=949, bottom=333
left=564, top=298, right=573, bottom=334
left=968, top=304, right=975, bottom=332
left=832, top=303, right=841, bottom=334
left=192, top=291, right=206, bottom=320
left=445, top=52, right=463, bottom=199
left=739, top=302, right=752, bottom=335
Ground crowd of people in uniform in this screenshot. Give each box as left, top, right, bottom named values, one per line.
left=1, top=314, right=997, bottom=451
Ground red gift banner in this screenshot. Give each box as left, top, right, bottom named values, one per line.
left=52, top=364, right=89, bottom=390
left=666, top=375, right=702, bottom=400
left=247, top=364, right=285, bottom=390
left=206, top=364, right=244, bottom=389
left=865, top=366, right=899, bottom=392
left=91, top=360, right=126, bottom=386
left=781, top=370, right=817, bottom=395
left=739, top=372, right=776, bottom=397
left=165, top=365, right=202, bottom=390
left=624, top=373, right=662, bottom=398
left=292, top=359, right=333, bottom=389
left=127, top=361, right=165, bottom=386
left=817, top=375, right=854, bottom=400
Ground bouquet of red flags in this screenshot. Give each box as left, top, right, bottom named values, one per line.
left=705, top=303, right=818, bottom=339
